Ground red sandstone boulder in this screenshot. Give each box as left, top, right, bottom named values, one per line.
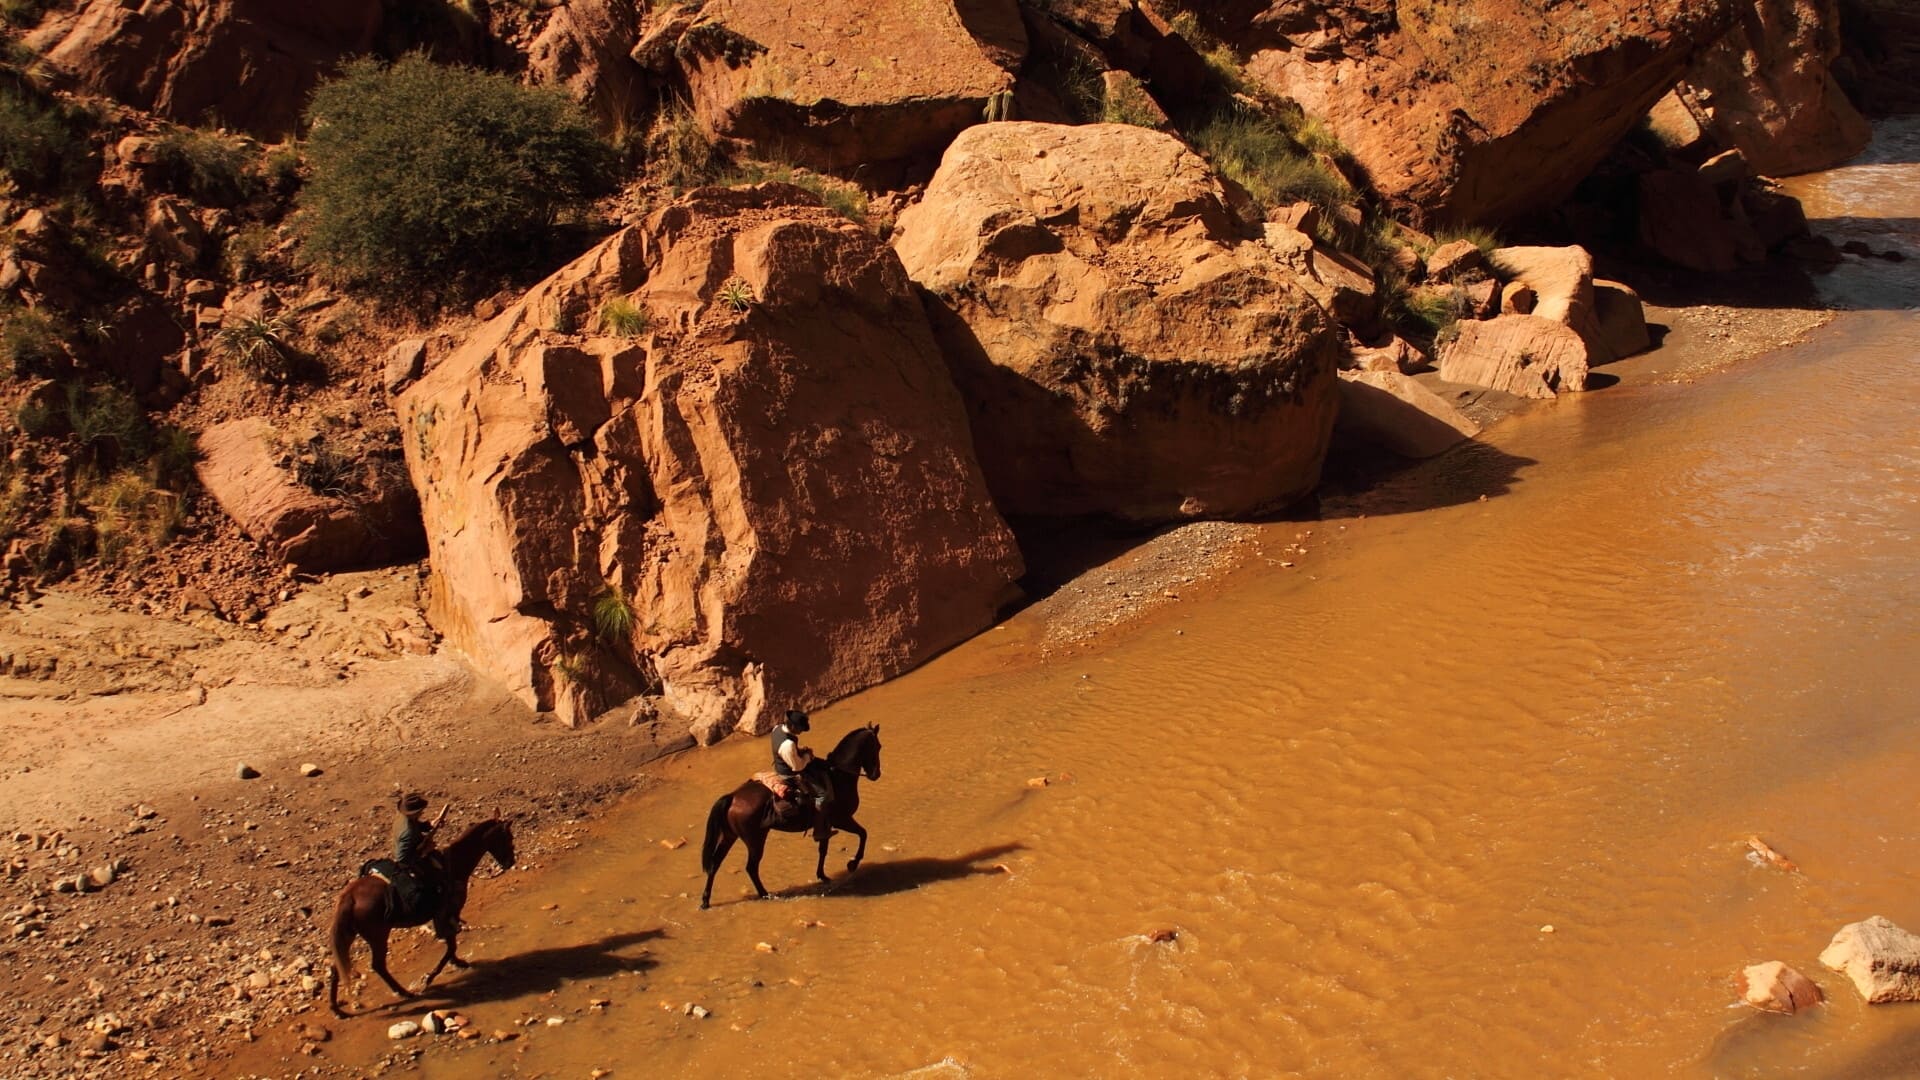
left=1592, top=280, right=1652, bottom=360
left=636, top=0, right=1026, bottom=177
left=1488, top=246, right=1614, bottom=364
left=891, top=122, right=1342, bottom=524
left=26, top=0, right=385, bottom=139
left=399, top=186, right=1022, bottom=739
left=1741, top=961, right=1824, bottom=1014
left=1202, top=0, right=1737, bottom=224
left=1437, top=316, right=1591, bottom=400
left=1674, top=0, right=1871, bottom=176
left=1638, top=168, right=1764, bottom=272
left=1335, top=370, right=1479, bottom=459
left=195, top=419, right=422, bottom=572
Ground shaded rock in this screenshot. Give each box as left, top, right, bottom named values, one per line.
left=1205, top=0, right=1738, bottom=223
left=384, top=338, right=427, bottom=395
left=1820, top=916, right=1920, bottom=1003
left=1742, top=961, right=1823, bottom=1013
left=236, top=763, right=259, bottom=780
left=524, top=0, right=647, bottom=132
left=1638, top=169, right=1762, bottom=272
left=400, top=186, right=1022, bottom=739
left=1592, top=280, right=1651, bottom=361
left=1674, top=0, right=1871, bottom=176
left=1346, top=335, right=1424, bottom=375
left=1425, top=240, right=1488, bottom=284
left=25, top=0, right=386, bottom=140
left=1437, top=316, right=1591, bottom=400
left=1501, top=281, right=1538, bottom=317
left=1742, top=181, right=1812, bottom=249
left=1335, top=371, right=1480, bottom=459
left=194, top=419, right=424, bottom=572
left=638, top=0, right=1026, bottom=177
left=892, top=122, right=1341, bottom=524
left=1463, top=278, right=1499, bottom=320
left=145, top=197, right=207, bottom=268
left=1263, top=223, right=1383, bottom=337
left=1697, top=148, right=1752, bottom=188
left=1644, top=89, right=1709, bottom=157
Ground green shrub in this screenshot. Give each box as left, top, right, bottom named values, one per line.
left=1, top=303, right=66, bottom=375
left=1190, top=113, right=1351, bottom=214
left=0, top=82, right=90, bottom=191
left=298, top=55, right=617, bottom=292
left=152, top=127, right=256, bottom=206
left=717, top=278, right=753, bottom=313
left=214, top=314, right=297, bottom=382
left=724, top=159, right=869, bottom=223
left=592, top=590, right=635, bottom=642
left=644, top=102, right=722, bottom=192
left=66, top=382, right=151, bottom=467
left=1433, top=224, right=1502, bottom=259
left=0, top=0, right=47, bottom=29
left=599, top=296, right=648, bottom=336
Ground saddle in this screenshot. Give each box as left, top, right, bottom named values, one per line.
left=360, top=858, right=441, bottom=927
left=752, top=770, right=794, bottom=801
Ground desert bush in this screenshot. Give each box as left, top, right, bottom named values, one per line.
left=723, top=158, right=869, bottom=223
left=1190, top=113, right=1351, bottom=214
left=65, top=382, right=151, bottom=469
left=152, top=127, right=256, bottom=206
left=592, top=589, right=635, bottom=643
left=0, top=80, right=91, bottom=191
left=214, top=314, right=298, bottom=382
left=644, top=102, right=722, bottom=192
left=1, top=303, right=67, bottom=375
left=1432, top=224, right=1503, bottom=258
left=717, top=278, right=753, bottom=313
left=298, top=55, right=617, bottom=292
left=0, top=0, right=47, bottom=29
left=599, top=296, right=648, bottom=337
left=84, top=469, right=184, bottom=567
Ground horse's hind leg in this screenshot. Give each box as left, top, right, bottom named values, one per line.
left=367, top=931, right=414, bottom=1003
left=743, top=834, right=771, bottom=899
left=701, top=833, right=736, bottom=910
left=843, top=817, right=868, bottom=873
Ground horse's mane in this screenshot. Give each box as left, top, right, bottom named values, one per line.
left=829, top=724, right=878, bottom=768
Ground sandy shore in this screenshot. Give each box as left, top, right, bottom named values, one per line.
left=0, top=271, right=1837, bottom=1077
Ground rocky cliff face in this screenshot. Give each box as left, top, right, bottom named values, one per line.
left=1192, top=0, right=1737, bottom=224
left=26, top=0, right=386, bottom=139
left=1673, top=0, right=1871, bottom=175
left=893, top=122, right=1341, bottom=524
left=399, top=186, right=1022, bottom=739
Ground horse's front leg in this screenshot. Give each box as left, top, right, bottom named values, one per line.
left=842, top=818, right=868, bottom=873
left=418, top=913, right=465, bottom=991
left=815, top=831, right=831, bottom=883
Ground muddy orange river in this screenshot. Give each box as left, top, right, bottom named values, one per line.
left=306, top=125, right=1920, bottom=1078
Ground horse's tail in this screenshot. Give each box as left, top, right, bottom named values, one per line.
left=326, top=886, right=356, bottom=1017
left=700, top=793, right=733, bottom=875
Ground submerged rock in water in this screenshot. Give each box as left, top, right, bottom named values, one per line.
left=1741, top=960, right=1824, bottom=1013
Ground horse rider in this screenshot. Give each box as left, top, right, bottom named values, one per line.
left=771, top=709, right=833, bottom=843
left=394, top=791, right=448, bottom=877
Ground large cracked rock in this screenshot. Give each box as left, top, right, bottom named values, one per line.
left=1674, top=0, right=1871, bottom=176
left=1820, top=916, right=1920, bottom=1004
left=1201, top=0, right=1737, bottom=224
left=635, top=0, right=1026, bottom=177
left=892, top=122, right=1341, bottom=524
left=399, top=186, right=1022, bottom=740
left=26, top=0, right=385, bottom=140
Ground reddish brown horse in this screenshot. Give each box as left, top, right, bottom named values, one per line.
left=327, top=816, right=515, bottom=1016
left=701, top=724, right=882, bottom=909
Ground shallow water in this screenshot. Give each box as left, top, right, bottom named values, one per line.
left=311, top=124, right=1920, bottom=1078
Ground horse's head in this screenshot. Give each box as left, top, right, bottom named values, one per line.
left=485, top=815, right=517, bottom=870
left=829, top=722, right=882, bottom=781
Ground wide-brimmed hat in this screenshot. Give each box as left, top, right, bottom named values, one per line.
left=398, top=792, right=430, bottom=814
left=784, top=708, right=810, bottom=732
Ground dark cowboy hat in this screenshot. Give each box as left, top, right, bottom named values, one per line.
left=398, top=791, right=430, bottom=814
left=784, top=708, right=810, bottom=732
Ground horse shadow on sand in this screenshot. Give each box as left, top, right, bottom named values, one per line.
left=382, top=927, right=665, bottom=1012
left=759, top=842, right=1028, bottom=903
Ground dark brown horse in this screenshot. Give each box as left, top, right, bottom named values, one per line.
left=327, top=816, right=515, bottom=1017
left=701, top=723, right=881, bottom=909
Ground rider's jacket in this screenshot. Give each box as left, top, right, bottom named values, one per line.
left=393, top=816, right=435, bottom=865
left=772, top=724, right=811, bottom=776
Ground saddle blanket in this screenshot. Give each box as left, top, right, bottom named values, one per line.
left=752, top=770, right=793, bottom=800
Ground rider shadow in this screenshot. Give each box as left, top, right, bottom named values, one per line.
left=775, top=842, right=1027, bottom=901
left=410, top=928, right=665, bottom=1010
